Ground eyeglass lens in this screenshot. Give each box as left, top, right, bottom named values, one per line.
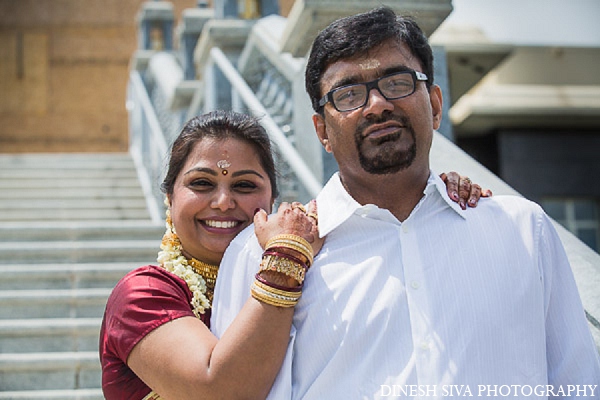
left=332, top=72, right=416, bottom=111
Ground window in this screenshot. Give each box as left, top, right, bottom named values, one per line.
left=541, top=198, right=599, bottom=252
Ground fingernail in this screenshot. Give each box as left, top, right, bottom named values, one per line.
left=451, top=191, right=459, bottom=201
left=468, top=198, right=477, bottom=207
left=460, top=199, right=466, bottom=210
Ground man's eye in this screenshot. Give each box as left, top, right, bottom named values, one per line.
left=336, top=88, right=361, bottom=101
left=385, top=77, right=411, bottom=90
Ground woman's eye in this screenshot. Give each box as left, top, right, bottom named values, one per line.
left=189, top=179, right=213, bottom=189
left=234, top=181, right=258, bottom=191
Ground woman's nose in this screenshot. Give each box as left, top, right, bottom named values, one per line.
left=211, top=189, right=235, bottom=211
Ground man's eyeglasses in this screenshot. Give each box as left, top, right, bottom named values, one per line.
left=318, top=70, right=428, bottom=112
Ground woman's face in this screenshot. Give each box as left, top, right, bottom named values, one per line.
left=169, top=137, right=274, bottom=265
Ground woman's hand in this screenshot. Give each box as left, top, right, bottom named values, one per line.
left=440, top=171, right=493, bottom=210
left=254, top=200, right=323, bottom=256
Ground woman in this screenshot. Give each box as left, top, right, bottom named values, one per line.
left=99, top=110, right=486, bottom=399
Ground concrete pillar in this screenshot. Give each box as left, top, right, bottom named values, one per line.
left=178, top=8, right=215, bottom=79
left=280, top=0, right=452, bottom=57
left=136, top=1, right=175, bottom=51
left=213, top=0, right=279, bottom=19
left=433, top=46, right=454, bottom=141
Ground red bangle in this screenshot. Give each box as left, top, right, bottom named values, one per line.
left=263, top=249, right=309, bottom=271
left=255, top=273, right=303, bottom=292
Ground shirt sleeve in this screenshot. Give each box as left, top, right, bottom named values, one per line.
left=538, top=211, right=600, bottom=386
left=211, top=227, right=259, bottom=338
left=211, top=227, right=294, bottom=399
left=103, top=266, right=196, bottom=362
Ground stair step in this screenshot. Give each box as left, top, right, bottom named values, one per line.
left=0, top=152, right=159, bottom=394
left=0, top=152, right=133, bottom=167
left=0, top=198, right=147, bottom=210
left=0, top=209, right=152, bottom=221
left=0, top=220, right=164, bottom=242
left=0, top=263, right=135, bottom=290
left=0, top=352, right=100, bottom=391
left=0, top=318, right=101, bottom=353
left=0, top=288, right=112, bottom=319
left=0, top=177, right=143, bottom=190
left=0, top=240, right=158, bottom=263
left=0, top=187, right=146, bottom=200
left=0, top=168, right=138, bottom=179
left=0, top=389, right=104, bottom=400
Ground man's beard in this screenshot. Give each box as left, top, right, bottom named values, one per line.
left=355, top=113, right=417, bottom=175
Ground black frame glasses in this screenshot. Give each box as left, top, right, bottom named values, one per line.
left=318, top=70, right=428, bottom=112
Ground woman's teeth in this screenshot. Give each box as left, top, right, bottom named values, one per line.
left=205, top=220, right=238, bottom=229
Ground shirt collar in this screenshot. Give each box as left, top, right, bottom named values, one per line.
left=316, top=172, right=361, bottom=236
left=316, top=171, right=466, bottom=236
left=428, top=171, right=468, bottom=220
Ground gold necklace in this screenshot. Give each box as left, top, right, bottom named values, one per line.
left=157, top=203, right=216, bottom=317
left=188, top=257, right=219, bottom=302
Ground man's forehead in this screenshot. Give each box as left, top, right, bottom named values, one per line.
left=326, top=41, right=413, bottom=74
left=358, top=59, right=380, bottom=70
left=320, top=43, right=416, bottom=87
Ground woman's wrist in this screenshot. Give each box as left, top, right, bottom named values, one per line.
left=251, top=233, right=313, bottom=307
left=257, top=270, right=300, bottom=289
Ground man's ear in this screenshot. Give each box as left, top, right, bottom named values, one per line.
left=313, top=114, right=332, bottom=153
left=430, top=85, right=443, bottom=130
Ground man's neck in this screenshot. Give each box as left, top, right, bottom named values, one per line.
left=339, top=167, right=430, bottom=222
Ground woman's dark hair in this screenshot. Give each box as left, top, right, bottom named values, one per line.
left=305, top=6, right=434, bottom=113
left=161, top=110, right=278, bottom=199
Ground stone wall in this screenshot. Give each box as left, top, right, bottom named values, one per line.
left=0, top=0, right=197, bottom=153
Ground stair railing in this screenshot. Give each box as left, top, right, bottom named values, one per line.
left=204, top=46, right=322, bottom=200
left=127, top=70, right=168, bottom=225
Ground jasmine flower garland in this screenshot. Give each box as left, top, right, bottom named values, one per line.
left=157, top=203, right=211, bottom=318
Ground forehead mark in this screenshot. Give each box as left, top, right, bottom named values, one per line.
left=359, top=59, right=380, bottom=70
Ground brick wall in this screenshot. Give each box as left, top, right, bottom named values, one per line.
left=0, top=0, right=197, bottom=153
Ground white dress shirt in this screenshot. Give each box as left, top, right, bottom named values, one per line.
left=212, top=172, right=600, bottom=399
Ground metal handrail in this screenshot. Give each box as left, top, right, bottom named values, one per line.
left=127, top=70, right=169, bottom=224
left=208, top=46, right=323, bottom=198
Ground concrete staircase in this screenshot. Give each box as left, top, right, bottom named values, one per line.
left=0, top=153, right=164, bottom=399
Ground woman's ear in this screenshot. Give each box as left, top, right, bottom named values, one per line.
left=313, top=114, right=332, bottom=153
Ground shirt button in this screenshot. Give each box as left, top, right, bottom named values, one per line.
left=402, top=224, right=409, bottom=233
left=420, top=341, right=430, bottom=350
left=411, top=281, right=420, bottom=289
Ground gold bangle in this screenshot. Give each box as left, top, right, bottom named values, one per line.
left=251, top=281, right=300, bottom=307
left=253, top=279, right=302, bottom=299
left=265, top=234, right=312, bottom=255
left=268, top=240, right=313, bottom=266
left=265, top=235, right=313, bottom=266
left=259, top=254, right=306, bottom=285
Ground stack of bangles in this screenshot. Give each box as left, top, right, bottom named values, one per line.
left=251, top=234, right=313, bottom=308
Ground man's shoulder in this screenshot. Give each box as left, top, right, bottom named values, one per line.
left=472, top=194, right=547, bottom=225
left=223, top=223, right=262, bottom=263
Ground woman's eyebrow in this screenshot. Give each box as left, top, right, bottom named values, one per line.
left=231, top=170, right=265, bottom=180
left=184, top=167, right=217, bottom=176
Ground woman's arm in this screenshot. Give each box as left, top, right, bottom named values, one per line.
left=127, top=201, right=320, bottom=400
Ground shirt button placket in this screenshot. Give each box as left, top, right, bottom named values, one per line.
left=400, top=220, right=434, bottom=381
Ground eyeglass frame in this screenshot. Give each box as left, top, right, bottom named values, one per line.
left=318, top=69, right=428, bottom=112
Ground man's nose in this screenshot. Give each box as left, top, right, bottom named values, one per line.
left=362, top=87, right=394, bottom=116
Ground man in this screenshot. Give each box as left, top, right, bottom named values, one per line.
left=212, top=6, right=600, bottom=399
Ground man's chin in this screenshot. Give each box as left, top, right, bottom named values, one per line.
left=359, top=144, right=416, bottom=175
